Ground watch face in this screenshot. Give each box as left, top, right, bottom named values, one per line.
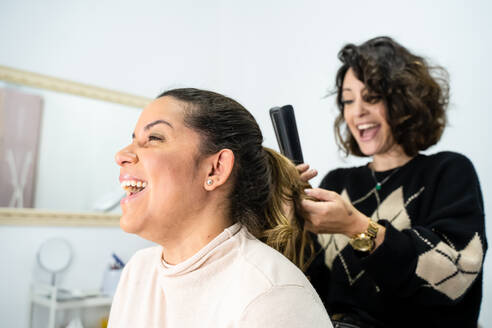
left=351, top=237, right=374, bottom=252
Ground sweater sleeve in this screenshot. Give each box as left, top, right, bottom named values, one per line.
left=362, top=153, right=487, bottom=304
left=238, top=285, right=332, bottom=328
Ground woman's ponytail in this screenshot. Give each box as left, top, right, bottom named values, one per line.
left=261, top=147, right=314, bottom=272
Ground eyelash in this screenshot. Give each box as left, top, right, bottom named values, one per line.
left=148, top=135, right=164, bottom=142
left=341, top=99, right=354, bottom=105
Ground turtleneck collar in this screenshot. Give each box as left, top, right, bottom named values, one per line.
left=158, top=223, right=242, bottom=277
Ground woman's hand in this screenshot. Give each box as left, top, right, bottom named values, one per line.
left=296, top=163, right=318, bottom=183
left=302, top=188, right=370, bottom=237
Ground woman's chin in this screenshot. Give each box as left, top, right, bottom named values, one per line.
left=358, top=140, right=387, bottom=157
left=119, top=212, right=143, bottom=234
left=359, top=145, right=377, bottom=157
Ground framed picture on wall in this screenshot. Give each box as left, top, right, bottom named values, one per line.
left=0, top=88, right=43, bottom=208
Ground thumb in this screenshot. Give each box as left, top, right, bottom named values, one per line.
left=304, top=188, right=338, bottom=202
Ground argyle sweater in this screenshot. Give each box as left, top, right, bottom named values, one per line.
left=307, top=151, right=487, bottom=328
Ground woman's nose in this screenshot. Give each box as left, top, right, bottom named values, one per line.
left=115, top=146, right=138, bottom=166
left=353, top=99, right=369, bottom=117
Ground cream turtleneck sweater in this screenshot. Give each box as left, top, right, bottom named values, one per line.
left=108, top=223, right=332, bottom=327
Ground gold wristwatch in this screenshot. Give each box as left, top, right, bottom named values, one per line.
left=350, top=220, right=379, bottom=252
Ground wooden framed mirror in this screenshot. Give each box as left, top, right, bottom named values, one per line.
left=0, top=65, right=152, bottom=226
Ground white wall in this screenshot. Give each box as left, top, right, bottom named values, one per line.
left=1, top=0, right=491, bottom=327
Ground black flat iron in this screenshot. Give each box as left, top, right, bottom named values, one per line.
left=269, top=105, right=304, bottom=165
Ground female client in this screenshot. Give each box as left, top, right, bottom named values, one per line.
left=108, top=88, right=332, bottom=327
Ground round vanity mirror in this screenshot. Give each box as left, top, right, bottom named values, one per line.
left=37, top=238, right=73, bottom=285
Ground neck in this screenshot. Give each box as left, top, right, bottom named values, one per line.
left=158, top=200, right=232, bottom=265
left=371, top=145, right=414, bottom=171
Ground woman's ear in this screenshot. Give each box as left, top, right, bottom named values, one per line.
left=204, top=149, right=234, bottom=191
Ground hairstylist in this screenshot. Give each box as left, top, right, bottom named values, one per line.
left=300, top=36, right=487, bottom=328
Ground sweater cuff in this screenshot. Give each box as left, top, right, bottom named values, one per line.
left=360, top=220, right=415, bottom=292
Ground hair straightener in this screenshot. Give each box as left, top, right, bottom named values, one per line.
left=269, top=104, right=304, bottom=165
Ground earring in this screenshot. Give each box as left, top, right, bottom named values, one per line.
left=206, top=179, right=213, bottom=185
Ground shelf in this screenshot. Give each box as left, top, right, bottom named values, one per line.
left=31, top=294, right=112, bottom=309
left=29, top=283, right=113, bottom=328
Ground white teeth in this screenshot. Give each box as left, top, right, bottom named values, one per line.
left=120, top=180, right=148, bottom=192
left=357, top=123, right=377, bottom=130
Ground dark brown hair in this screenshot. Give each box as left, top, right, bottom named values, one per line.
left=158, top=88, right=313, bottom=271
left=334, top=36, right=449, bottom=157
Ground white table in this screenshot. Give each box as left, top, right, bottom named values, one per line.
left=28, top=283, right=112, bottom=328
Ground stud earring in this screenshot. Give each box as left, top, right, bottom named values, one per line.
left=206, top=179, right=213, bottom=185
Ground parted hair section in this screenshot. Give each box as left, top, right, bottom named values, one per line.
left=334, top=36, right=450, bottom=157
left=158, top=88, right=313, bottom=271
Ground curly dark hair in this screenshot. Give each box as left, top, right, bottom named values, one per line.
left=334, top=36, right=450, bottom=157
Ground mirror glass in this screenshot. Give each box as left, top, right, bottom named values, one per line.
left=0, top=79, right=144, bottom=214
left=37, top=238, right=73, bottom=284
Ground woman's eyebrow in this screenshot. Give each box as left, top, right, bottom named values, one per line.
left=144, top=119, right=173, bottom=130
left=132, top=119, right=173, bottom=139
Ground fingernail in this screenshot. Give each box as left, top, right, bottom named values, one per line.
left=304, top=188, right=312, bottom=194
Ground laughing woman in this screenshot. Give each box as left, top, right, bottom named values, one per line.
left=299, top=37, right=487, bottom=327
left=108, top=88, right=332, bottom=327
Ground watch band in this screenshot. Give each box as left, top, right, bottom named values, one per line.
left=365, top=220, right=379, bottom=239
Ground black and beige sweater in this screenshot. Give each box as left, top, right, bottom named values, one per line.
left=307, top=151, right=487, bottom=328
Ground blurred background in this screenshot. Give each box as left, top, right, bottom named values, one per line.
left=0, top=0, right=490, bottom=327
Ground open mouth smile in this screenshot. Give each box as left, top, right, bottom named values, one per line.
left=121, top=179, right=147, bottom=196
left=119, top=177, right=148, bottom=204
left=357, top=123, right=380, bottom=141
